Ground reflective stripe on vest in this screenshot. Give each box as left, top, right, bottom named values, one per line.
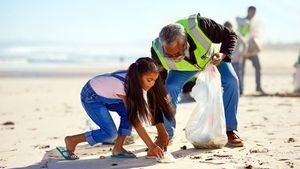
left=152, top=14, right=215, bottom=71
left=185, top=14, right=211, bottom=51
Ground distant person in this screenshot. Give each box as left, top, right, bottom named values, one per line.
left=151, top=13, right=244, bottom=147
left=294, top=51, right=300, bottom=93
left=56, top=57, right=174, bottom=160
left=224, top=21, right=248, bottom=95
left=236, top=6, right=265, bottom=94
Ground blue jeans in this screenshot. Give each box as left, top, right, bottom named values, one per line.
left=81, top=82, right=132, bottom=146
left=164, top=62, right=239, bottom=138
left=240, top=55, right=262, bottom=92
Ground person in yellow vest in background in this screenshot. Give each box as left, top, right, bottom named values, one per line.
left=236, top=6, right=265, bottom=94
left=151, top=13, right=243, bottom=148
left=224, top=21, right=248, bottom=95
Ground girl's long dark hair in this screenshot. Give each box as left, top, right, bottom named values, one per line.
left=125, top=57, right=174, bottom=127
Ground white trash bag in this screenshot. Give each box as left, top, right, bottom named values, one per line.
left=185, top=64, right=227, bottom=148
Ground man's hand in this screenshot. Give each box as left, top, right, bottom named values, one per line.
left=211, top=53, right=226, bottom=65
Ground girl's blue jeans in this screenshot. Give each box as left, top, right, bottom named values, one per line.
left=80, top=82, right=131, bottom=146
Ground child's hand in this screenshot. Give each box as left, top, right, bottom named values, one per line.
left=148, top=145, right=164, bottom=159
left=155, top=135, right=169, bottom=151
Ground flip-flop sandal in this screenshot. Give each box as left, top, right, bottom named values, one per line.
left=111, top=150, right=136, bottom=159
left=56, top=146, right=79, bottom=160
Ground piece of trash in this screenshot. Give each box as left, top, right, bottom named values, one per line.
left=111, top=163, right=118, bottom=166
left=99, top=156, right=105, bottom=159
left=190, top=155, right=201, bottom=159
left=156, top=152, right=176, bottom=163
left=287, top=138, right=295, bottom=143
left=180, top=145, right=187, bottom=150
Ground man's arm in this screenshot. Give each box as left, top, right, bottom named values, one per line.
left=198, top=15, right=237, bottom=62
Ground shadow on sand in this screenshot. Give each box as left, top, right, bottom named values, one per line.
left=13, top=144, right=158, bottom=169
left=12, top=143, right=231, bottom=169
left=243, top=92, right=300, bottom=97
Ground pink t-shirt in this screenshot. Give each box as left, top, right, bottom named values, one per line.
left=89, top=74, right=125, bottom=99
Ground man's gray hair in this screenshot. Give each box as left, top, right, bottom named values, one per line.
left=159, top=23, right=187, bottom=46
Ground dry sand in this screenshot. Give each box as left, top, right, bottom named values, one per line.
left=0, top=49, right=300, bottom=169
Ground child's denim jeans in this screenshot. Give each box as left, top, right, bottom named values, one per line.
left=81, top=81, right=131, bottom=146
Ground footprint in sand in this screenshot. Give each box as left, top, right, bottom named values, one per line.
left=249, top=147, right=269, bottom=153
left=34, top=144, right=50, bottom=149
left=213, top=154, right=233, bottom=159
left=49, top=136, right=60, bottom=140
left=277, top=103, right=292, bottom=106
left=1, top=121, right=15, bottom=130
left=285, top=161, right=294, bottom=168
left=2, top=121, right=14, bottom=126
left=277, top=158, right=290, bottom=161
left=246, top=109, right=259, bottom=112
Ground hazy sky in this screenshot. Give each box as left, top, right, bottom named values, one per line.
left=1, top=0, right=299, bottom=46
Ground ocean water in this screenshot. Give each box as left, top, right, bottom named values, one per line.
left=0, top=43, right=144, bottom=71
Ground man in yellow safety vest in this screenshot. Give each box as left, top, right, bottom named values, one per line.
left=151, top=13, right=243, bottom=148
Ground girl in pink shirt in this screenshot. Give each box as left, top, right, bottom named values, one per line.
left=57, top=57, right=174, bottom=160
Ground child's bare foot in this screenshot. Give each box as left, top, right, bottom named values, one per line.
left=64, top=136, right=78, bottom=158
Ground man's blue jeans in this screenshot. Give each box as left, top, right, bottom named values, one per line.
left=81, top=82, right=132, bottom=146
left=164, top=62, right=239, bottom=139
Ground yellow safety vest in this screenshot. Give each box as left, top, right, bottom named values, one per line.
left=152, top=14, right=217, bottom=71
left=237, top=19, right=250, bottom=37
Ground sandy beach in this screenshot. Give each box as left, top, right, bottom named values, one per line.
left=0, top=48, right=300, bottom=169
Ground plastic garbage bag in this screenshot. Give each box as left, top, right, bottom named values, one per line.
left=185, top=64, right=227, bottom=148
